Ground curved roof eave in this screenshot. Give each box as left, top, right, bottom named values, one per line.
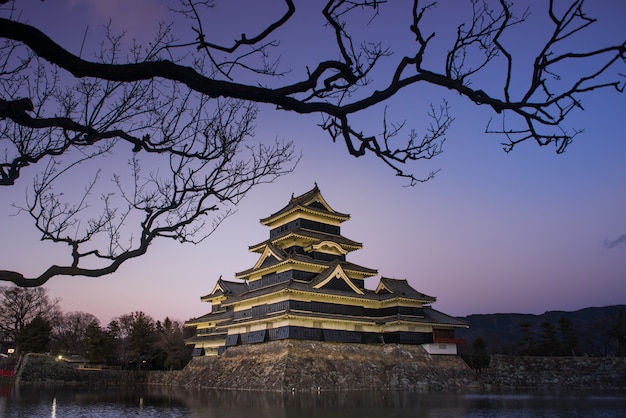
left=260, top=205, right=350, bottom=226
left=259, top=185, right=350, bottom=226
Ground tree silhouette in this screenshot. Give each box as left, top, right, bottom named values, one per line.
left=17, top=315, right=52, bottom=353
left=108, top=311, right=157, bottom=369
left=517, top=322, right=536, bottom=355
left=598, top=306, right=626, bottom=357
left=538, top=321, right=560, bottom=356
left=557, top=317, right=578, bottom=356
left=464, top=336, right=489, bottom=369
left=154, top=317, right=193, bottom=371
left=51, top=311, right=100, bottom=356
left=84, top=322, right=116, bottom=365
left=0, top=0, right=623, bottom=285
left=0, top=286, right=61, bottom=350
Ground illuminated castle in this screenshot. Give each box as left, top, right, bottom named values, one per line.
left=185, top=185, right=467, bottom=356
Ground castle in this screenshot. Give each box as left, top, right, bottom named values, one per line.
left=185, top=185, right=467, bottom=356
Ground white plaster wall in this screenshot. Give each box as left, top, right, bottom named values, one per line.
left=421, top=343, right=457, bottom=355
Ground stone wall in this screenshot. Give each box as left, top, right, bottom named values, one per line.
left=14, top=344, right=626, bottom=391
left=483, top=354, right=626, bottom=389
left=15, top=353, right=148, bottom=386
left=148, top=340, right=477, bottom=392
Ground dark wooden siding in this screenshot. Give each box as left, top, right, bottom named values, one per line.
left=225, top=334, right=240, bottom=346
left=241, top=330, right=267, bottom=344
left=217, top=326, right=433, bottom=353
left=191, top=347, right=205, bottom=356
left=270, top=219, right=340, bottom=238
left=233, top=300, right=425, bottom=321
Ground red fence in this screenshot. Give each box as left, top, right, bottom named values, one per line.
left=0, top=369, right=14, bottom=376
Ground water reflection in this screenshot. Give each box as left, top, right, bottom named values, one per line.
left=1, top=385, right=625, bottom=417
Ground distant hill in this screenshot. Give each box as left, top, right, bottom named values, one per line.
left=456, top=305, right=626, bottom=357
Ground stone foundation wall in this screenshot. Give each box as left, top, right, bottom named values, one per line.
left=149, top=340, right=477, bottom=392
left=14, top=344, right=626, bottom=391
left=483, top=354, right=626, bottom=389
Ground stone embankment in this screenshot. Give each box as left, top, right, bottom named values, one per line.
left=14, top=353, right=148, bottom=386
left=150, top=340, right=476, bottom=391
left=482, top=354, right=626, bottom=389
left=13, top=342, right=626, bottom=391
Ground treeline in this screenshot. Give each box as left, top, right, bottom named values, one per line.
left=458, top=305, right=626, bottom=369
left=516, top=318, right=578, bottom=356
left=461, top=317, right=578, bottom=370
left=0, top=286, right=193, bottom=371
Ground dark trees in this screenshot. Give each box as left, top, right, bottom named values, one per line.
left=538, top=321, right=559, bottom=356
left=595, top=306, right=626, bottom=357
left=0, top=286, right=60, bottom=352
left=51, top=311, right=100, bottom=356
left=107, top=311, right=156, bottom=368
left=462, top=336, right=490, bottom=369
left=154, top=317, right=193, bottom=371
left=17, top=315, right=52, bottom=353
left=84, top=322, right=116, bottom=364
left=516, top=317, right=579, bottom=356
left=518, top=322, right=536, bottom=355
left=557, top=317, right=578, bottom=356
left=0, top=0, right=623, bottom=285
left=125, top=311, right=156, bottom=369
left=105, top=312, right=190, bottom=370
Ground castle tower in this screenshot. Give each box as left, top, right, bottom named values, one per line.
left=186, top=185, right=466, bottom=356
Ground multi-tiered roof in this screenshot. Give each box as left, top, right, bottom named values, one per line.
left=186, top=185, right=466, bottom=356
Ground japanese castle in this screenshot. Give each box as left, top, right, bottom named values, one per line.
left=185, top=185, right=467, bottom=356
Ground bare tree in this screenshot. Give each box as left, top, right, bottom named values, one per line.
left=51, top=311, right=99, bottom=356
left=0, top=8, right=297, bottom=286
left=0, top=0, right=623, bottom=285
left=0, top=286, right=61, bottom=350
left=154, top=317, right=192, bottom=370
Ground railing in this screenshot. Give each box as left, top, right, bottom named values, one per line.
left=0, top=369, right=14, bottom=376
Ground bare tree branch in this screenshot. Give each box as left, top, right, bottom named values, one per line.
left=0, top=0, right=623, bottom=285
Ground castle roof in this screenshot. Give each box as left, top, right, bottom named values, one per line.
left=201, top=278, right=248, bottom=301
left=185, top=308, right=234, bottom=326
left=376, top=277, right=436, bottom=302
left=218, top=275, right=436, bottom=307
left=259, top=184, right=350, bottom=226
left=422, top=307, right=468, bottom=328
left=234, top=253, right=377, bottom=281
left=248, top=228, right=363, bottom=253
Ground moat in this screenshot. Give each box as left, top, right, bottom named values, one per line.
left=2, top=385, right=626, bottom=417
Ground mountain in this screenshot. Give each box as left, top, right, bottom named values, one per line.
left=455, top=305, right=626, bottom=357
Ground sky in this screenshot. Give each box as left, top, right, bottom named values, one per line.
left=1, top=0, right=625, bottom=326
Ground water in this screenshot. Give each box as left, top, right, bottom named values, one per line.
left=1, top=385, right=625, bottom=417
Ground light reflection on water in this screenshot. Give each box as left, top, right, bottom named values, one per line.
left=0, top=385, right=625, bottom=418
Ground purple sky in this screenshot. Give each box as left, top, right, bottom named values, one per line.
left=1, top=0, right=625, bottom=325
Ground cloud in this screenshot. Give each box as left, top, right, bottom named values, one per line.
left=604, top=234, right=626, bottom=249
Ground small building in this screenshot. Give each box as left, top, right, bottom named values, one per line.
left=185, top=185, right=467, bottom=356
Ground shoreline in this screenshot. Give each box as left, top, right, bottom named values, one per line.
left=8, top=341, right=626, bottom=391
